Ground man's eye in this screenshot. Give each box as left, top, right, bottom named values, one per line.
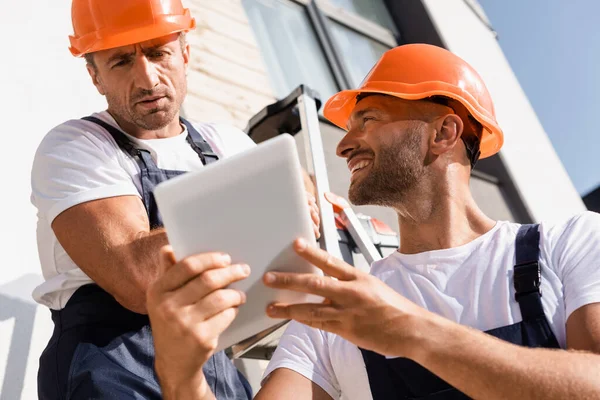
left=363, top=117, right=375, bottom=123
left=112, top=59, right=129, bottom=68
left=151, top=51, right=165, bottom=58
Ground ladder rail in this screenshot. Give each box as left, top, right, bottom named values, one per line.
left=232, top=85, right=389, bottom=359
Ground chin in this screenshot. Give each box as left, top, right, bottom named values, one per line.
left=137, top=109, right=176, bottom=130
left=348, top=181, right=400, bottom=208
left=348, top=184, right=372, bottom=206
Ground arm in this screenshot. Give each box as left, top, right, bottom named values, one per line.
left=52, top=195, right=166, bottom=313
left=405, top=304, right=600, bottom=400
left=264, top=238, right=600, bottom=400
left=254, top=319, right=341, bottom=399
left=32, top=124, right=163, bottom=313
left=147, top=246, right=249, bottom=399
left=52, top=179, right=318, bottom=314
left=256, top=368, right=332, bottom=400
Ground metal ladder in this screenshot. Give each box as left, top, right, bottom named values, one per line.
left=226, top=85, right=398, bottom=360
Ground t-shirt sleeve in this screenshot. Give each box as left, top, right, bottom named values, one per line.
left=31, top=121, right=140, bottom=224
left=544, top=211, right=600, bottom=319
left=261, top=321, right=341, bottom=399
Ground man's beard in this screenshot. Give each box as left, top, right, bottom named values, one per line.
left=106, top=84, right=185, bottom=131
left=349, top=126, right=425, bottom=208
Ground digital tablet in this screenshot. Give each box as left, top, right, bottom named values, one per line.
left=154, top=134, right=322, bottom=352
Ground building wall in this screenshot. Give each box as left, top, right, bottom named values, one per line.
left=421, top=0, right=587, bottom=223
left=182, top=0, right=277, bottom=129
left=1, top=0, right=107, bottom=398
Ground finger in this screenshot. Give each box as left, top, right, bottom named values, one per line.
left=296, top=318, right=343, bottom=333
left=192, top=288, right=247, bottom=320
left=157, top=252, right=233, bottom=293
left=171, top=263, right=250, bottom=306
left=159, top=245, right=177, bottom=275
left=310, top=207, right=320, bottom=225
left=266, top=303, right=339, bottom=322
left=263, top=271, right=346, bottom=301
left=313, top=225, right=321, bottom=240
left=294, top=238, right=357, bottom=280
left=195, top=307, right=239, bottom=345
left=311, top=207, right=320, bottom=240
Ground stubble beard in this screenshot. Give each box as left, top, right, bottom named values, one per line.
left=348, top=127, right=425, bottom=208
left=106, top=79, right=187, bottom=131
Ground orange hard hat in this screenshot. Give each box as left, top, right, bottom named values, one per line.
left=69, top=0, right=196, bottom=57
left=323, top=44, right=504, bottom=159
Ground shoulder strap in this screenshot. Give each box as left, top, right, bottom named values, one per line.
left=180, top=118, right=219, bottom=165
left=81, top=116, right=138, bottom=157
left=514, top=224, right=545, bottom=320
left=82, top=116, right=219, bottom=167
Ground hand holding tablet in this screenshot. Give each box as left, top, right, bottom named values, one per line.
left=154, top=134, right=323, bottom=351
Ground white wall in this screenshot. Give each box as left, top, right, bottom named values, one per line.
left=0, top=1, right=106, bottom=398
left=421, top=0, right=586, bottom=222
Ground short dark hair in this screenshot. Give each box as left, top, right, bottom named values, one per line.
left=84, top=52, right=96, bottom=70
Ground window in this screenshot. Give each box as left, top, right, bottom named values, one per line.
left=242, top=0, right=339, bottom=101
left=325, top=0, right=398, bottom=34
left=327, top=21, right=390, bottom=87
left=242, top=0, right=398, bottom=102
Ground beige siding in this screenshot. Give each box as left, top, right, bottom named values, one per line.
left=183, top=0, right=276, bottom=130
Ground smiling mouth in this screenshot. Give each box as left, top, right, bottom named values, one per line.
left=349, top=160, right=372, bottom=176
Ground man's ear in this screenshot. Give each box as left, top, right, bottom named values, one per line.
left=183, top=42, right=190, bottom=73
left=430, top=114, right=464, bottom=157
left=86, top=63, right=106, bottom=96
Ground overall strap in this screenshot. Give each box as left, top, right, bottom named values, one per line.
left=514, top=224, right=545, bottom=320
left=82, top=116, right=219, bottom=167
left=82, top=116, right=137, bottom=157
left=180, top=118, right=219, bottom=165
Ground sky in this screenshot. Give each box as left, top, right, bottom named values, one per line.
left=478, top=0, right=600, bottom=196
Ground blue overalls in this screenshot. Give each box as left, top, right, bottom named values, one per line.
left=38, top=116, right=253, bottom=399
left=360, top=224, right=560, bottom=399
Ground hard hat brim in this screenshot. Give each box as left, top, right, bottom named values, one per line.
left=69, top=14, right=195, bottom=57
left=323, top=86, right=504, bottom=160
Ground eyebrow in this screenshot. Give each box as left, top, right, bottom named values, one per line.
left=105, top=44, right=168, bottom=66
left=142, top=44, right=167, bottom=54
left=346, top=108, right=381, bottom=130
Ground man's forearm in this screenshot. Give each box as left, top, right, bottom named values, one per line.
left=410, top=315, right=600, bottom=399
left=111, top=228, right=169, bottom=313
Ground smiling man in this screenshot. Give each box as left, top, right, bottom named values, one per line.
left=253, top=44, right=600, bottom=399
left=146, top=44, right=600, bottom=399
left=29, top=1, right=320, bottom=399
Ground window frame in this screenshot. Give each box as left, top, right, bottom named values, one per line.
left=278, top=0, right=400, bottom=95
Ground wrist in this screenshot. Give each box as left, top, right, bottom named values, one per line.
left=158, top=368, right=213, bottom=400
left=402, top=310, right=453, bottom=364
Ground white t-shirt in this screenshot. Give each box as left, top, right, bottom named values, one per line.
left=263, top=212, right=600, bottom=400
left=31, top=111, right=256, bottom=310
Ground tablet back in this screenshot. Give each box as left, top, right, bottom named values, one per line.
left=154, top=134, right=322, bottom=351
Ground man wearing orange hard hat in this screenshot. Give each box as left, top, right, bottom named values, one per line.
left=248, top=43, right=600, bottom=399
left=30, top=0, right=319, bottom=398
left=142, top=42, right=600, bottom=398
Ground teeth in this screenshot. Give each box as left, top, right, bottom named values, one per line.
left=351, top=160, right=371, bottom=173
